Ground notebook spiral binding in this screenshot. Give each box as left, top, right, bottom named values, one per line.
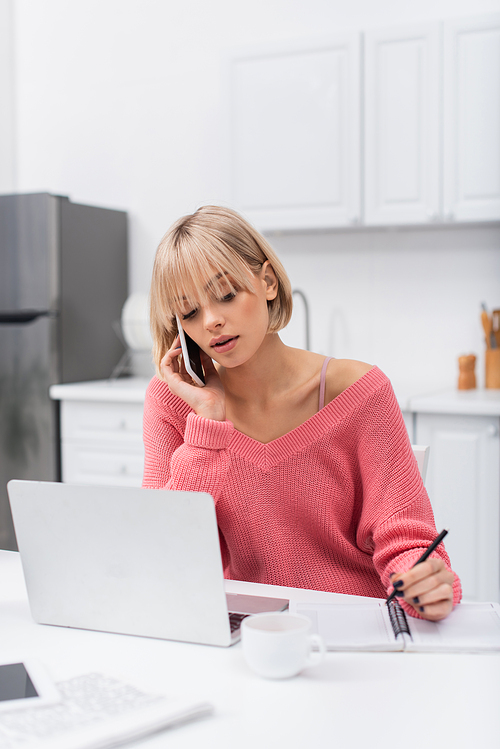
left=387, top=599, right=412, bottom=640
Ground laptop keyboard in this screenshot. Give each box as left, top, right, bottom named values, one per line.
left=229, top=612, right=249, bottom=633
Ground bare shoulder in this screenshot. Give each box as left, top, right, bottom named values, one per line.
left=324, top=358, right=374, bottom=403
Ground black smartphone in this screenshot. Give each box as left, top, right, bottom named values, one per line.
left=175, top=315, right=205, bottom=387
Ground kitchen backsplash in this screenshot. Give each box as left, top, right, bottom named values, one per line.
left=270, top=222, right=500, bottom=396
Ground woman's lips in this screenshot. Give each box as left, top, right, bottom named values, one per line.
left=210, top=336, right=239, bottom=353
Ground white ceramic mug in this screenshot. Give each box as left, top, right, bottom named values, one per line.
left=241, top=612, right=326, bottom=679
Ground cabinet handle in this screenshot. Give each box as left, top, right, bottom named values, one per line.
left=486, top=424, right=499, bottom=437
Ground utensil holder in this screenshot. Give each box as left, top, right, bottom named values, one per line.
left=485, top=349, right=500, bottom=389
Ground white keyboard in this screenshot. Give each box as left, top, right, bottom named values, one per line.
left=0, top=673, right=212, bottom=749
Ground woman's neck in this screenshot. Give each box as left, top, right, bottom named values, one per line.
left=218, top=334, right=297, bottom=406
left=217, top=334, right=327, bottom=443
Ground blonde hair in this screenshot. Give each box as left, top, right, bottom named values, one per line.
left=150, top=205, right=293, bottom=374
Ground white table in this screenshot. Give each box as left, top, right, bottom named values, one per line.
left=1, top=550, right=499, bottom=749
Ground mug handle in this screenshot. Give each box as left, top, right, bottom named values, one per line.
left=306, top=633, right=326, bottom=667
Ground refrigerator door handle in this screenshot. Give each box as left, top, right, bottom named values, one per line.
left=0, top=310, right=57, bottom=324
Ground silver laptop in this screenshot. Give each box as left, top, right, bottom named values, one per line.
left=7, top=480, right=288, bottom=647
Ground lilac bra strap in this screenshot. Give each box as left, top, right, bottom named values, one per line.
left=318, top=357, right=333, bottom=411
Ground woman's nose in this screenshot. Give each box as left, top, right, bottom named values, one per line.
left=202, top=305, right=224, bottom=330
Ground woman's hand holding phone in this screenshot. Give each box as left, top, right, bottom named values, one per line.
left=160, top=336, right=226, bottom=422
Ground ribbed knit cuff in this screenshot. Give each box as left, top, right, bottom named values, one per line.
left=184, top=413, right=233, bottom=449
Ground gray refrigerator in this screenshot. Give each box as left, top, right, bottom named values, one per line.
left=0, top=193, right=128, bottom=550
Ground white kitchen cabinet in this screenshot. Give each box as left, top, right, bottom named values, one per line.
left=230, top=14, right=500, bottom=231
left=50, top=379, right=149, bottom=488
left=415, top=409, right=500, bottom=603
left=443, top=13, right=500, bottom=222
left=364, top=23, right=441, bottom=225
left=230, top=34, right=361, bottom=231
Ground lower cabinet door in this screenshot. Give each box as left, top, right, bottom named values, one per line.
left=416, top=412, right=500, bottom=602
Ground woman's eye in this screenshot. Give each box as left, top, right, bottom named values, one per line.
left=221, top=292, right=236, bottom=302
left=182, top=308, right=198, bottom=321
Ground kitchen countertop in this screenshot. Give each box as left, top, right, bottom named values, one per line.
left=50, top=378, right=500, bottom=416
left=409, top=388, right=500, bottom=416
left=50, top=377, right=150, bottom=403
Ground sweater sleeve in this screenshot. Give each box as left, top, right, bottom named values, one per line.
left=354, top=377, right=462, bottom=616
left=142, top=377, right=233, bottom=501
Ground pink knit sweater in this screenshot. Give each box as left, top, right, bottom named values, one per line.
left=142, top=367, right=462, bottom=611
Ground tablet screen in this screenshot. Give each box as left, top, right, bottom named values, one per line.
left=0, top=663, right=39, bottom=703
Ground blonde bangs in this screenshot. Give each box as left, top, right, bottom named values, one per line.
left=160, top=235, right=256, bottom=314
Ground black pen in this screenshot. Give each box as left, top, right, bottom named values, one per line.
left=386, top=528, right=449, bottom=605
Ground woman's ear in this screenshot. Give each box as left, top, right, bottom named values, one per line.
left=261, top=261, right=278, bottom=301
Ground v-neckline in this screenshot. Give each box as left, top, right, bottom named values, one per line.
left=224, top=355, right=334, bottom=449
left=225, top=366, right=385, bottom=467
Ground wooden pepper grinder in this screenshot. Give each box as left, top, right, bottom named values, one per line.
left=458, top=354, right=476, bottom=390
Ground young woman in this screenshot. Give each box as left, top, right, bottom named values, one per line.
left=144, top=205, right=461, bottom=621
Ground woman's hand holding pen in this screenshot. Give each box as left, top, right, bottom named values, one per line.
left=160, top=336, right=226, bottom=422
left=389, top=558, right=455, bottom=621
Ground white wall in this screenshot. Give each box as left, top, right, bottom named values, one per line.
left=10, top=0, right=500, bottom=392
left=0, top=0, right=16, bottom=192
left=274, top=224, right=500, bottom=394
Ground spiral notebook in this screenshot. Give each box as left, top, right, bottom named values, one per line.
left=291, top=599, right=500, bottom=652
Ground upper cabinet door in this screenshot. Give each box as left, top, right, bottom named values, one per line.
left=443, top=14, right=500, bottom=222
left=230, top=35, right=361, bottom=232
left=364, top=24, right=441, bottom=225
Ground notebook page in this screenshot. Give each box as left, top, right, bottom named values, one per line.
left=406, top=602, right=500, bottom=652
left=294, top=602, right=403, bottom=651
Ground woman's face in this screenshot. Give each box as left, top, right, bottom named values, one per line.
left=176, top=262, right=277, bottom=368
